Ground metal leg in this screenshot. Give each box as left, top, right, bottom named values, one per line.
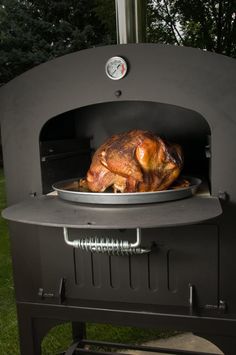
left=72, top=322, right=86, bottom=343
left=17, top=304, right=68, bottom=355
left=17, top=305, right=42, bottom=355
left=71, top=322, right=86, bottom=354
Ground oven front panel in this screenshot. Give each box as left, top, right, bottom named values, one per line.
left=25, top=224, right=219, bottom=311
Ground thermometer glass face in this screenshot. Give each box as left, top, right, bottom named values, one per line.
left=105, top=56, right=127, bottom=80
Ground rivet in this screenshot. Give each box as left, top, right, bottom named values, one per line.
left=115, top=90, right=122, bottom=97
left=218, top=191, right=227, bottom=201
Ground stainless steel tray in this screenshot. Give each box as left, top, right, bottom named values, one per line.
left=52, top=176, right=202, bottom=205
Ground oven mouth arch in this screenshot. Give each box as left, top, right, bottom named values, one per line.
left=39, top=100, right=211, bottom=142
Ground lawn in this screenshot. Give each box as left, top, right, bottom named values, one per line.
left=0, top=167, right=173, bottom=354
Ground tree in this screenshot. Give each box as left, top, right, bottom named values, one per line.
left=0, top=0, right=235, bottom=86
left=148, top=0, right=236, bottom=57
left=0, top=0, right=115, bottom=85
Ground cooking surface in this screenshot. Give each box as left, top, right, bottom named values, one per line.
left=2, top=194, right=222, bottom=229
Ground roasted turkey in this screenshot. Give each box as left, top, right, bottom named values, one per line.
left=80, top=130, right=184, bottom=193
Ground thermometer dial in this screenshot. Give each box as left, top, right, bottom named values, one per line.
left=105, top=56, right=128, bottom=80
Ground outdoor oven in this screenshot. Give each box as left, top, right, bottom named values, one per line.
left=0, top=1, right=236, bottom=354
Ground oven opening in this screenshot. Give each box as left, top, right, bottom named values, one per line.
left=39, top=101, right=211, bottom=196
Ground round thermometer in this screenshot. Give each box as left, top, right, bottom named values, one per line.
left=105, top=56, right=128, bottom=80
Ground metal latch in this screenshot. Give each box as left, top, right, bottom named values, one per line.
left=38, top=288, right=54, bottom=299
left=204, top=300, right=227, bottom=314
left=63, top=227, right=150, bottom=255
left=38, top=277, right=66, bottom=304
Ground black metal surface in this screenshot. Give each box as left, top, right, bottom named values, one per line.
left=63, top=340, right=81, bottom=355
left=9, top=222, right=219, bottom=308
left=67, top=338, right=221, bottom=355
left=40, top=138, right=92, bottom=194
left=62, top=344, right=217, bottom=355
left=0, top=44, right=235, bottom=355
left=64, top=349, right=131, bottom=355
left=2, top=194, right=222, bottom=228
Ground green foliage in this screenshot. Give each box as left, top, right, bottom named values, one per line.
left=0, top=0, right=235, bottom=85
left=94, top=0, right=116, bottom=43
left=0, top=169, right=19, bottom=354
left=0, top=0, right=115, bottom=85
left=86, top=323, right=177, bottom=350
left=174, top=0, right=236, bottom=56
left=149, top=0, right=236, bottom=56
left=147, top=0, right=182, bottom=44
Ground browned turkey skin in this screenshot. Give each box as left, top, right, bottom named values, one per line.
left=80, top=130, right=184, bottom=193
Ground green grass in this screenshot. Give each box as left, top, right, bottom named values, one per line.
left=0, top=169, right=20, bottom=354
left=0, top=168, right=175, bottom=354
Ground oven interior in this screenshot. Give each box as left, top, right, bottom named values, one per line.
left=40, top=100, right=211, bottom=195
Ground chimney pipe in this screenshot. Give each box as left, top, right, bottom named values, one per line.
left=115, top=0, right=146, bottom=44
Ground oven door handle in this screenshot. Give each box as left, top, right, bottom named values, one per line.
left=63, top=227, right=150, bottom=255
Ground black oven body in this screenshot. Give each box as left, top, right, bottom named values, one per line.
left=1, top=44, right=236, bottom=355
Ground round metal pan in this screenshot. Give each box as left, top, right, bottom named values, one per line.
left=52, top=176, right=202, bottom=205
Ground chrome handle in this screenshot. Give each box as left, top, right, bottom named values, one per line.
left=63, top=227, right=150, bottom=255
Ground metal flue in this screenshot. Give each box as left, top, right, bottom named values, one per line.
left=115, top=0, right=146, bottom=44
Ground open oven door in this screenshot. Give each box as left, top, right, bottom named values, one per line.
left=2, top=192, right=222, bottom=229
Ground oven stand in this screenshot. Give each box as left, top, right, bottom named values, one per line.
left=16, top=303, right=236, bottom=355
